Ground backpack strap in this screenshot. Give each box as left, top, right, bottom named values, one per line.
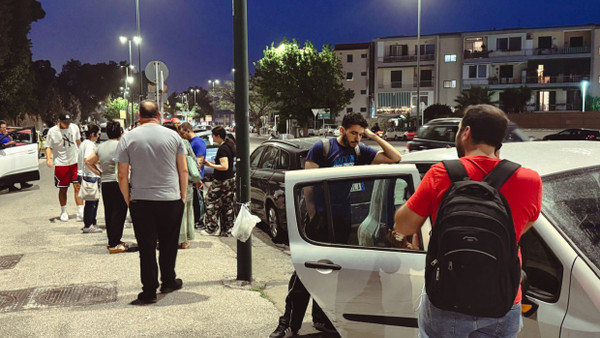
left=322, top=138, right=330, bottom=158
left=442, top=160, right=469, bottom=183
left=483, top=159, right=521, bottom=190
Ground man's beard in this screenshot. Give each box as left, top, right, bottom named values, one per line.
left=341, top=133, right=350, bottom=147
left=455, top=135, right=465, bottom=158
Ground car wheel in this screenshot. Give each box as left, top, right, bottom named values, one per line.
left=267, top=205, right=284, bottom=243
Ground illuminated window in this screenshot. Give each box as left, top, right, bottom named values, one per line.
left=445, top=54, right=457, bottom=62
left=443, top=80, right=456, bottom=88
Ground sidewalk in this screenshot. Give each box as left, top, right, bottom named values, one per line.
left=0, top=161, right=329, bottom=337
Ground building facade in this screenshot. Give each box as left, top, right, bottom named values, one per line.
left=335, top=43, right=372, bottom=122
left=338, top=23, right=600, bottom=120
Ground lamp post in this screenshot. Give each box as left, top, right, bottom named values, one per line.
left=135, top=0, right=143, bottom=101
left=415, top=0, right=422, bottom=128
left=208, top=79, right=220, bottom=91
left=581, top=80, right=589, bottom=112
left=120, top=36, right=138, bottom=127
left=191, top=88, right=200, bottom=106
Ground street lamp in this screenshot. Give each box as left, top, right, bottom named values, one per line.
left=208, top=79, right=220, bottom=91
left=581, top=80, right=589, bottom=112
left=135, top=0, right=143, bottom=101
left=416, top=0, right=422, bottom=128
left=190, top=88, right=200, bottom=106
left=120, top=35, right=139, bottom=127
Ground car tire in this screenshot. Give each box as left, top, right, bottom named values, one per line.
left=267, top=204, right=284, bottom=243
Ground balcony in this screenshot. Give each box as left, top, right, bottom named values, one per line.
left=379, top=79, right=434, bottom=89
left=463, top=46, right=591, bottom=59
left=381, top=54, right=435, bottom=63
left=464, top=74, right=588, bottom=86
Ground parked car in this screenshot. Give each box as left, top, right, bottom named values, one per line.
left=196, top=130, right=235, bottom=180
left=284, top=141, right=600, bottom=337
left=385, top=128, right=416, bottom=141
left=0, top=126, right=41, bottom=188
left=249, top=137, right=317, bottom=242
left=543, top=128, right=600, bottom=141
left=407, top=118, right=530, bottom=152
left=319, top=124, right=340, bottom=136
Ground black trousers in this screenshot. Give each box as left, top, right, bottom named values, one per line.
left=129, top=199, right=184, bottom=296
left=101, top=181, right=128, bottom=247
left=280, top=271, right=330, bottom=332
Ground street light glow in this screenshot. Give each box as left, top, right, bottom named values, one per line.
left=133, top=36, right=141, bottom=44
left=119, top=36, right=127, bottom=44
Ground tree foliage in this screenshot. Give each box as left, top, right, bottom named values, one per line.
left=253, top=40, right=353, bottom=129
left=423, top=103, right=456, bottom=122
left=104, top=97, right=137, bottom=121
left=454, top=86, right=496, bottom=113
left=499, top=86, right=532, bottom=113
left=0, top=0, right=45, bottom=122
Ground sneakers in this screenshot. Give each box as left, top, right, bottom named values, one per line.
left=82, top=225, right=103, bottom=233
left=108, top=243, right=129, bottom=254
left=199, top=228, right=221, bottom=236
left=313, top=321, right=337, bottom=334
left=59, top=212, right=69, bottom=222
left=77, top=212, right=83, bottom=222
left=160, top=278, right=183, bottom=293
left=269, top=323, right=295, bottom=338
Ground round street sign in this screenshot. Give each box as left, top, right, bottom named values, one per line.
left=145, top=61, right=169, bottom=83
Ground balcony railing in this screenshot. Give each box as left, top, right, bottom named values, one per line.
left=379, top=80, right=434, bottom=89
left=464, top=74, right=588, bottom=86
left=381, top=54, right=435, bottom=63
left=464, top=46, right=591, bottom=59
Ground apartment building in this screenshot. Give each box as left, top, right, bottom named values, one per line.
left=462, top=24, right=600, bottom=111
left=335, top=43, right=372, bottom=121
left=339, top=23, right=600, bottom=118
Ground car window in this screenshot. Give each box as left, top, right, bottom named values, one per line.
left=258, top=146, right=278, bottom=169
left=276, top=150, right=290, bottom=169
left=541, top=166, right=600, bottom=272
left=520, top=228, right=563, bottom=302
left=418, top=125, right=457, bottom=142
left=250, top=146, right=266, bottom=169
left=505, top=127, right=528, bottom=142
left=558, top=130, right=570, bottom=135
left=294, top=175, right=423, bottom=251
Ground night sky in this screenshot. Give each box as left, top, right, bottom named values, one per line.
left=30, top=0, right=600, bottom=93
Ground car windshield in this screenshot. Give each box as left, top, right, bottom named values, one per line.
left=416, top=125, right=457, bottom=142
left=541, top=166, right=600, bottom=272
left=506, top=126, right=529, bottom=142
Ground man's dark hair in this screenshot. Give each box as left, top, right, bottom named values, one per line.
left=460, top=104, right=509, bottom=149
left=139, top=100, right=159, bottom=118
left=212, top=126, right=226, bottom=139
left=85, top=124, right=100, bottom=138
left=342, top=112, right=368, bottom=129
left=180, top=122, right=193, bottom=132
left=106, top=121, right=122, bottom=139
left=0, top=120, right=6, bottom=126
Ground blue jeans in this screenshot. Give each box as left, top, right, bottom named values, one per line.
left=80, top=176, right=101, bottom=227
left=419, top=293, right=522, bottom=338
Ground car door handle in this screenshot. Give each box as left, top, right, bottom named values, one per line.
left=305, top=260, right=342, bottom=271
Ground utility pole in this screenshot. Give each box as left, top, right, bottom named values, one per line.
left=233, top=0, right=251, bottom=281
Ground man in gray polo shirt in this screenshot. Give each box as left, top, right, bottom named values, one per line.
left=114, top=100, right=188, bottom=305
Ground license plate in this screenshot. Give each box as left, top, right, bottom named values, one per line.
left=350, top=182, right=365, bottom=192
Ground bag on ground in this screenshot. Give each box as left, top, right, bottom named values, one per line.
left=425, top=159, right=522, bottom=318
left=231, top=204, right=261, bottom=242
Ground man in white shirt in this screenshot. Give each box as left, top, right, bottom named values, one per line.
left=45, top=113, right=83, bottom=222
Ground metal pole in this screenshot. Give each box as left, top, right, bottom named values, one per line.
left=125, top=66, right=130, bottom=126
left=135, top=0, right=143, bottom=102
left=155, top=62, right=160, bottom=110
left=233, top=0, right=251, bottom=282
left=416, top=0, right=421, bottom=128
left=128, top=40, right=134, bottom=127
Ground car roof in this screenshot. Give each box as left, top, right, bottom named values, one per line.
left=262, top=137, right=322, bottom=151
left=401, top=141, right=600, bottom=177
left=425, top=118, right=462, bottom=125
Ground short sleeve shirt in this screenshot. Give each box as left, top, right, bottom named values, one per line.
left=189, top=136, right=207, bottom=179
left=214, top=141, right=235, bottom=181
left=0, top=133, right=11, bottom=144
left=114, top=124, right=186, bottom=201
left=96, top=139, right=119, bottom=182
left=406, top=156, right=543, bottom=304
left=46, top=124, right=81, bottom=166
left=306, top=138, right=378, bottom=168
left=78, top=139, right=98, bottom=177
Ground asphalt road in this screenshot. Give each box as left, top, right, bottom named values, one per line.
left=0, top=156, right=333, bottom=337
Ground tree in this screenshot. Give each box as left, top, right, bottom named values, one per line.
left=212, top=79, right=278, bottom=131
left=253, top=40, right=353, bottom=133
left=31, top=60, right=62, bottom=124
left=423, top=103, right=455, bottom=123
left=454, top=86, right=496, bottom=113
left=499, top=86, right=532, bottom=113
left=0, top=0, right=45, bottom=122
left=104, top=97, right=137, bottom=121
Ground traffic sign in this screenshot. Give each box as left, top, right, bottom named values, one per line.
left=145, top=61, right=169, bottom=83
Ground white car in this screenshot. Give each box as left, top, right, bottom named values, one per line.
left=0, top=126, right=40, bottom=188
left=285, top=141, right=600, bottom=337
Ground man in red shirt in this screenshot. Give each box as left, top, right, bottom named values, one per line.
left=394, top=104, right=542, bottom=337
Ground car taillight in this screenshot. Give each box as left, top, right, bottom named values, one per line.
left=589, top=134, right=595, bottom=139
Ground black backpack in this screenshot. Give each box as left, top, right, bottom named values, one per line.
left=425, top=159, right=522, bottom=318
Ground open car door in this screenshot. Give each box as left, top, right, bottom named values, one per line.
left=285, top=164, right=429, bottom=337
